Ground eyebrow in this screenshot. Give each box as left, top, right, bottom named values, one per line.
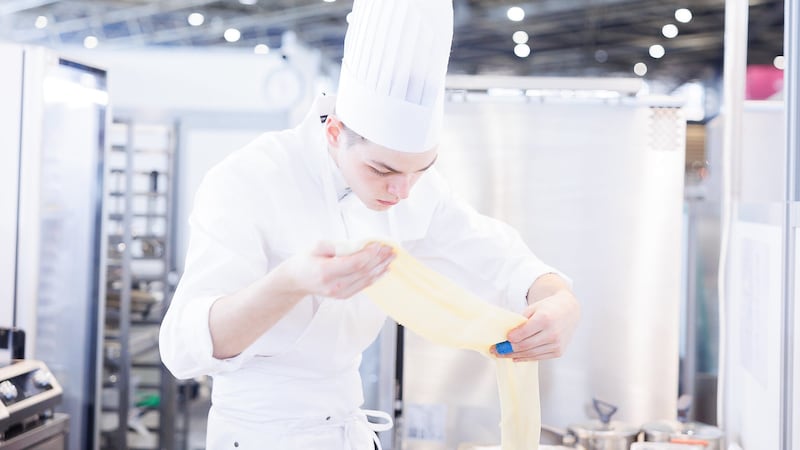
left=370, top=155, right=438, bottom=174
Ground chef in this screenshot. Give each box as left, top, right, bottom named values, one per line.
left=159, top=0, right=580, bottom=448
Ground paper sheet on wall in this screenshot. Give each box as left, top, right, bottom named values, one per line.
left=360, top=243, right=540, bottom=450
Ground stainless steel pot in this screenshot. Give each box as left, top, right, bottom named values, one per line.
left=641, top=420, right=723, bottom=450
left=566, top=399, right=640, bottom=450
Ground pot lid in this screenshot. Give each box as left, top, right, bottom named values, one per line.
left=568, top=420, right=641, bottom=438
left=642, top=420, right=723, bottom=440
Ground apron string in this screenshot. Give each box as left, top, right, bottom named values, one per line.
left=361, top=409, right=393, bottom=432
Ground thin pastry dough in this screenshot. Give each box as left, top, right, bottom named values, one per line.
left=362, top=243, right=541, bottom=450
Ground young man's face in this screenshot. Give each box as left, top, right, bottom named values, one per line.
left=327, top=118, right=438, bottom=211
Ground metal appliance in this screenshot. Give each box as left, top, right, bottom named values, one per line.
left=0, top=43, right=108, bottom=450
left=360, top=76, right=687, bottom=449
left=0, top=360, right=67, bottom=449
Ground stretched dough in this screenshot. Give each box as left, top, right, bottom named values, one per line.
left=362, top=243, right=540, bottom=450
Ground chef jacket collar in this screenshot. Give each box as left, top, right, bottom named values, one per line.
left=301, top=93, right=352, bottom=202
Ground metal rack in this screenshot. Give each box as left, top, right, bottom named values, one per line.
left=99, top=118, right=186, bottom=450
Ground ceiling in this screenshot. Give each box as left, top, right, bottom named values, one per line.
left=0, top=0, right=786, bottom=91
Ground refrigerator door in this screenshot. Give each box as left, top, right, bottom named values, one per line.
left=15, top=47, right=108, bottom=450
left=0, top=44, right=24, bottom=332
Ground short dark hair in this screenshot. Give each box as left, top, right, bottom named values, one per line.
left=339, top=119, right=368, bottom=149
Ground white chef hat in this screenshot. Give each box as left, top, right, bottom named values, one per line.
left=336, top=0, right=454, bottom=153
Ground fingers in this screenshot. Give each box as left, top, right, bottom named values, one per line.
left=494, top=302, right=572, bottom=361
left=326, top=255, right=394, bottom=298
left=335, top=243, right=393, bottom=273
left=317, top=242, right=395, bottom=298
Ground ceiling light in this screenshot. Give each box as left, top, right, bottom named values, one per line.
left=323, top=0, right=336, bottom=2
left=254, top=44, right=270, bottom=54
left=662, top=24, right=678, bottom=39
left=224, top=28, right=241, bottom=42
left=238, top=0, right=257, bottom=4
left=512, top=31, right=529, bottom=44
left=34, top=15, right=48, bottom=29
left=507, top=6, right=525, bottom=22
left=675, top=8, right=692, bottom=23
left=83, top=36, right=98, bottom=49
left=514, top=43, right=531, bottom=58
left=594, top=49, right=608, bottom=63
left=187, top=12, right=204, bottom=26
left=633, top=62, right=648, bottom=76
left=649, top=44, right=665, bottom=59
left=774, top=55, right=785, bottom=70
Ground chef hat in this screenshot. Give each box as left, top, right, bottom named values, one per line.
left=336, top=0, right=454, bottom=153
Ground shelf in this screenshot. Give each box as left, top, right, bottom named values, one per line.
left=108, top=234, right=165, bottom=240
left=109, top=213, right=167, bottom=221
left=132, top=362, right=162, bottom=369
left=109, top=168, right=170, bottom=177
left=103, top=118, right=178, bottom=450
left=132, top=319, right=163, bottom=326
left=109, top=191, right=166, bottom=197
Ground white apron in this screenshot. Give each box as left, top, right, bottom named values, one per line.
left=204, top=294, right=393, bottom=449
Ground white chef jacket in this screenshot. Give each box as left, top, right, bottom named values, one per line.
left=159, top=93, right=562, bottom=448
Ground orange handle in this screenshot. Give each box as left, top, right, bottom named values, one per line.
left=670, top=437, right=710, bottom=446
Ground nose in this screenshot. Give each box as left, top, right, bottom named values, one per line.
left=388, top=175, right=412, bottom=199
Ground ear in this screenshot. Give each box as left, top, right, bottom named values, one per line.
left=325, top=116, right=344, bottom=148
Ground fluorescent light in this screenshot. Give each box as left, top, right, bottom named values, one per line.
left=649, top=44, right=665, bottom=59
left=254, top=44, right=270, bottom=54
left=323, top=0, right=336, bottom=2
left=774, top=55, right=785, bottom=70
left=675, top=8, right=692, bottom=23
left=239, top=0, right=257, bottom=4
left=512, top=31, right=529, bottom=44
left=83, top=36, right=98, bottom=49
left=662, top=24, right=678, bottom=38
left=224, top=28, right=241, bottom=42
left=188, top=12, right=204, bottom=26
left=34, top=15, right=47, bottom=29
left=514, top=43, right=531, bottom=58
left=634, top=62, right=648, bottom=76
left=507, top=6, right=525, bottom=22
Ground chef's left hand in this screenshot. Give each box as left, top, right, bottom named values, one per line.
left=495, top=279, right=580, bottom=362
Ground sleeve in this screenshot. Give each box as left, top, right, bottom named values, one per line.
left=412, top=170, right=570, bottom=315
left=159, top=160, right=270, bottom=379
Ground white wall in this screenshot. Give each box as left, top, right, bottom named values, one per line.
left=62, top=44, right=321, bottom=121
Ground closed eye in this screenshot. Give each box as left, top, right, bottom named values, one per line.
left=368, top=165, right=392, bottom=176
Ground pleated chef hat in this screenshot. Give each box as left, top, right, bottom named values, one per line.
left=336, top=0, right=454, bottom=153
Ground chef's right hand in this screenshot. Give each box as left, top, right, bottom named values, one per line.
left=280, top=241, right=395, bottom=299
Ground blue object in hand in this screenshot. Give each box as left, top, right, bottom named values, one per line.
left=495, top=341, right=513, bottom=355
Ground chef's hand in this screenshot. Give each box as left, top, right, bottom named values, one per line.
left=494, top=274, right=580, bottom=362
left=280, top=241, right=395, bottom=299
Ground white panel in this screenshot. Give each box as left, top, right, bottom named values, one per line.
left=0, top=44, right=24, bottom=328
left=723, top=221, right=782, bottom=450
left=403, top=98, right=685, bottom=448
left=794, top=227, right=800, bottom=450
left=738, top=101, right=786, bottom=204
